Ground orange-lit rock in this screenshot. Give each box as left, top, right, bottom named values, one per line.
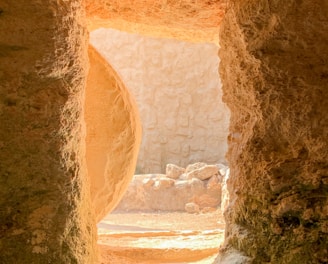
left=86, top=0, right=227, bottom=43
left=85, top=45, right=142, bottom=222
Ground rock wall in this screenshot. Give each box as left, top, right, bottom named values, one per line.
left=90, top=29, right=230, bottom=173
left=0, top=1, right=96, bottom=263
left=85, top=46, right=142, bottom=222
left=216, top=1, right=328, bottom=263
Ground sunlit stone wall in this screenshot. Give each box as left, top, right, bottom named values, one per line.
left=91, top=29, right=230, bottom=173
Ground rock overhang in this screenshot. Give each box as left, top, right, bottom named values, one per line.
left=86, top=0, right=227, bottom=43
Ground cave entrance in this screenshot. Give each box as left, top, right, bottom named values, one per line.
left=90, top=28, right=230, bottom=263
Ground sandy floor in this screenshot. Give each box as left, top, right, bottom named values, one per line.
left=97, top=210, right=225, bottom=264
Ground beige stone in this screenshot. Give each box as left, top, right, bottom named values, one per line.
left=207, top=175, right=222, bottom=201
left=179, top=173, right=188, bottom=180
left=186, top=165, right=219, bottom=180
left=185, top=162, right=207, bottom=173
left=192, top=194, right=220, bottom=209
left=201, top=207, right=217, bottom=214
left=190, top=178, right=206, bottom=194
left=221, top=168, right=230, bottom=213
left=217, top=163, right=229, bottom=177
left=166, top=164, right=185, bottom=179
left=185, top=203, right=200, bottom=214
left=85, top=45, right=142, bottom=222
left=114, top=173, right=215, bottom=212
left=153, top=178, right=175, bottom=190
left=143, top=178, right=155, bottom=188
left=216, top=1, right=328, bottom=263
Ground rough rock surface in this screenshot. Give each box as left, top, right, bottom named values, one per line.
left=114, top=163, right=224, bottom=212
left=166, top=164, right=185, bottom=180
left=186, top=162, right=208, bottom=173
left=90, top=29, right=230, bottom=173
left=0, top=1, right=96, bottom=263
left=216, top=1, right=328, bottom=263
left=86, top=0, right=227, bottom=43
left=85, top=46, right=142, bottom=222
left=186, top=165, right=219, bottom=180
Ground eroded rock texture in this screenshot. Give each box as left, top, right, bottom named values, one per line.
left=85, top=46, right=142, bottom=222
left=217, top=1, right=328, bottom=263
left=86, top=0, right=227, bottom=43
left=0, top=1, right=96, bottom=263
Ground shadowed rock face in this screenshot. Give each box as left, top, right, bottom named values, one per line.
left=0, top=1, right=97, bottom=263
left=216, top=1, right=328, bottom=263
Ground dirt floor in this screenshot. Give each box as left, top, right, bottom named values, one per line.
left=97, top=210, right=225, bottom=264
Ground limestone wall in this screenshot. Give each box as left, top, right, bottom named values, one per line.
left=216, top=1, right=328, bottom=263
left=90, top=29, right=230, bottom=173
left=0, top=1, right=96, bottom=263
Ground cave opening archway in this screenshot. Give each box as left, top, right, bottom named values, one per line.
left=1, top=1, right=326, bottom=263
left=87, top=28, right=231, bottom=263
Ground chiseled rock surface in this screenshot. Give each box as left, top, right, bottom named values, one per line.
left=90, top=29, right=230, bottom=173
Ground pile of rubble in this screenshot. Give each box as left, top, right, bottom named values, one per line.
left=114, top=162, right=230, bottom=213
